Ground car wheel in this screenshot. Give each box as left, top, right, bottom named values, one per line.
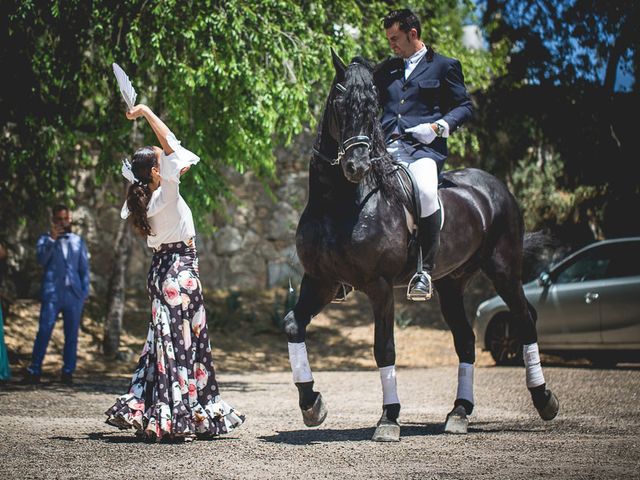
left=486, top=314, right=523, bottom=366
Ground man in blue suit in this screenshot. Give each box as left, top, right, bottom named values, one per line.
left=377, top=9, right=473, bottom=301
left=24, top=205, right=90, bottom=384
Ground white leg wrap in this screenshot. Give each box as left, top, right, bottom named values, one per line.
left=379, top=365, right=400, bottom=405
left=456, top=362, right=474, bottom=404
left=288, top=342, right=313, bottom=383
left=523, top=343, right=545, bottom=388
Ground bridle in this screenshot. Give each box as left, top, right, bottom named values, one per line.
left=312, top=79, right=374, bottom=166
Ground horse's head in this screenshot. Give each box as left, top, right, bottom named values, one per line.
left=326, top=49, right=385, bottom=184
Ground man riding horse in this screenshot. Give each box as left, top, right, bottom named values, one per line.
left=378, top=8, right=473, bottom=301
left=283, top=7, right=558, bottom=441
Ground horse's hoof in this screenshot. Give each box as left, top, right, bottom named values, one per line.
left=302, top=393, right=328, bottom=427
left=372, top=418, right=400, bottom=442
left=537, top=389, right=559, bottom=421
left=444, top=405, right=469, bottom=434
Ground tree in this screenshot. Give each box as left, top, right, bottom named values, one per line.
left=483, top=0, right=639, bottom=91
left=1, top=1, right=506, bottom=353
left=476, top=0, right=640, bottom=241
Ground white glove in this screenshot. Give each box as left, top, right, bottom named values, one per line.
left=405, top=123, right=437, bottom=145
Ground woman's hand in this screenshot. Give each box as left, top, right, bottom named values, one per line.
left=126, top=104, right=148, bottom=121
left=126, top=104, right=174, bottom=155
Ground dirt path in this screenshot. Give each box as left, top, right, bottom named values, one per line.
left=1, top=365, right=639, bottom=479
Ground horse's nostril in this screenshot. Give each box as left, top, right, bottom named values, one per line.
left=346, top=163, right=356, bottom=175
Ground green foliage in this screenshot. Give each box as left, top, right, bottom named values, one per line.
left=483, top=0, right=639, bottom=92
left=476, top=1, right=640, bottom=237
left=1, top=1, right=506, bottom=238
left=511, top=147, right=600, bottom=231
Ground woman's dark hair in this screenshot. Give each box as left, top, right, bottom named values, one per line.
left=126, top=146, right=157, bottom=237
left=383, top=9, right=421, bottom=39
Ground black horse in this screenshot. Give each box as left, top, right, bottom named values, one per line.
left=282, top=52, right=559, bottom=441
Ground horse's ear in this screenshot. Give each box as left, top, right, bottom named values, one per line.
left=331, top=47, right=346, bottom=78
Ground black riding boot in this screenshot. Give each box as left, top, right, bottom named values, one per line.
left=408, top=209, right=441, bottom=301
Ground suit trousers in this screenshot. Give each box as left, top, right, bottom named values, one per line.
left=28, top=288, right=84, bottom=375
left=387, top=140, right=440, bottom=218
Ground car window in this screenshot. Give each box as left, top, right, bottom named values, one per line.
left=604, top=241, right=640, bottom=279
left=554, top=241, right=640, bottom=284
left=555, top=246, right=610, bottom=284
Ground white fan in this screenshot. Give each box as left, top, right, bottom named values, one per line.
left=112, top=63, right=137, bottom=110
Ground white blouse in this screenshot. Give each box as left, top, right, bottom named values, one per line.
left=120, top=132, right=200, bottom=249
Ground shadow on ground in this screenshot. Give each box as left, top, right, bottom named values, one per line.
left=258, top=419, right=547, bottom=445
left=259, top=424, right=442, bottom=444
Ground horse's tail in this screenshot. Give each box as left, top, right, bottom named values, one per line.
left=522, top=231, right=558, bottom=281
left=523, top=231, right=555, bottom=260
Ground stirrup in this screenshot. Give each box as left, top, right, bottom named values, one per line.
left=332, top=283, right=352, bottom=303
left=406, top=271, right=432, bottom=302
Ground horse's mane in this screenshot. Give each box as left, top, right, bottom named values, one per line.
left=339, top=56, right=400, bottom=204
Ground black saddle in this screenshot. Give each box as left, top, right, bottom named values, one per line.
left=393, top=162, right=455, bottom=223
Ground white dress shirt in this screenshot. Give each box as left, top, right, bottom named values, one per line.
left=404, top=45, right=427, bottom=80
left=59, top=234, right=70, bottom=285
left=121, top=132, right=200, bottom=249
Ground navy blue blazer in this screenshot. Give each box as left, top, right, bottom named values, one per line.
left=376, top=48, right=473, bottom=166
left=37, top=232, right=90, bottom=303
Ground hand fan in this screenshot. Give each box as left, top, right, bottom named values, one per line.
left=112, top=63, right=137, bottom=110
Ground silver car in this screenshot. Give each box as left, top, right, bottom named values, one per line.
left=475, top=237, right=640, bottom=366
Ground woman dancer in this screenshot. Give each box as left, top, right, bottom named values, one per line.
left=105, top=104, right=244, bottom=441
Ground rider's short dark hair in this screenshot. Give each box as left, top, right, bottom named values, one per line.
left=383, top=9, right=421, bottom=39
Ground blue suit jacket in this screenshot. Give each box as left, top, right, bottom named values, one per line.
left=376, top=48, right=473, bottom=166
left=37, top=232, right=90, bottom=303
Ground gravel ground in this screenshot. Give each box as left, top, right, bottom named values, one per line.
left=1, top=365, right=639, bottom=479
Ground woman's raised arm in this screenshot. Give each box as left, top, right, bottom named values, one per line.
left=126, top=104, right=174, bottom=155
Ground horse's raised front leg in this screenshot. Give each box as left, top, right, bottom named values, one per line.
left=283, top=273, right=336, bottom=427
left=435, top=276, right=475, bottom=434
left=363, top=277, right=401, bottom=442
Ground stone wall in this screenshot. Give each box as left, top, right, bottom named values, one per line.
left=2, top=132, right=314, bottom=301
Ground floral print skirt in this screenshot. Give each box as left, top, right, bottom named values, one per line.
left=105, top=241, right=244, bottom=441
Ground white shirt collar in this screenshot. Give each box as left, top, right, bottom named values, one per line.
left=405, top=45, right=427, bottom=66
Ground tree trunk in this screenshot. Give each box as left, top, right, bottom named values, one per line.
left=602, top=7, right=637, bottom=96
left=103, top=115, right=143, bottom=358
left=102, top=201, right=133, bottom=358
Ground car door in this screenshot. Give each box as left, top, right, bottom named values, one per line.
left=598, top=241, right=640, bottom=346
left=536, top=245, right=609, bottom=345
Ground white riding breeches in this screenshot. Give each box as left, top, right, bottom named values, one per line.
left=387, top=140, right=439, bottom=218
